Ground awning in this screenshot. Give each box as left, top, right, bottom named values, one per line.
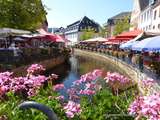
left=120, top=32, right=144, bottom=49
left=132, top=36, right=160, bottom=52
left=0, top=28, right=31, bottom=37
left=37, top=29, right=65, bottom=43
left=82, top=37, right=107, bottom=43
left=116, top=29, right=143, bottom=38
left=103, top=41, right=120, bottom=45
left=106, top=36, right=132, bottom=45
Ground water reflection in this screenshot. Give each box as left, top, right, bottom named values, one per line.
left=48, top=54, right=127, bottom=93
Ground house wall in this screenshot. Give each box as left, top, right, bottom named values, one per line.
left=138, top=7, right=153, bottom=32
left=152, top=4, right=160, bottom=32
left=130, top=0, right=141, bottom=30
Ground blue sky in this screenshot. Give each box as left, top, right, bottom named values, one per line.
left=42, top=0, right=133, bottom=28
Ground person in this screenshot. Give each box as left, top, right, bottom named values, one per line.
left=139, top=53, right=144, bottom=72
left=8, top=42, right=22, bottom=63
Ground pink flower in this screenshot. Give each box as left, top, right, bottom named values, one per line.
left=85, top=83, right=96, bottom=89
left=142, top=78, right=155, bottom=88
left=73, top=79, right=82, bottom=86
left=53, top=84, right=64, bottom=91
left=27, top=64, right=45, bottom=74
left=63, top=101, right=81, bottom=118
left=55, top=95, right=64, bottom=101
left=129, top=93, right=160, bottom=120
left=0, top=86, right=8, bottom=95
left=79, top=90, right=95, bottom=95
left=50, top=74, right=58, bottom=80
left=105, top=72, right=130, bottom=84
left=92, top=69, right=103, bottom=77
left=65, top=111, right=74, bottom=118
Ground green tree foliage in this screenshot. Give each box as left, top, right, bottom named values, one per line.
left=0, top=0, right=46, bottom=31
left=113, top=16, right=130, bottom=36
left=98, top=25, right=108, bottom=38
left=80, top=28, right=97, bottom=41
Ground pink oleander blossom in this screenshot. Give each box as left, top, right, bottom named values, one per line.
left=63, top=101, right=81, bottom=118
left=27, top=64, right=45, bottom=74
left=53, top=84, right=64, bottom=91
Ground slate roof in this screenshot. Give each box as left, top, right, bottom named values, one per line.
left=139, top=0, right=149, bottom=11
left=67, top=20, right=81, bottom=27
left=108, top=12, right=131, bottom=20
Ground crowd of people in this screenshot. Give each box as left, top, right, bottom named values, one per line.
left=75, top=43, right=160, bottom=77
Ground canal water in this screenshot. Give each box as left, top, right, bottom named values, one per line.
left=46, top=54, right=127, bottom=97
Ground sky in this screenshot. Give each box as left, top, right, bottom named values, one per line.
left=42, top=0, right=133, bottom=28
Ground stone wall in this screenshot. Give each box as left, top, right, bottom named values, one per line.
left=75, top=49, right=160, bottom=94
left=12, top=55, right=68, bottom=77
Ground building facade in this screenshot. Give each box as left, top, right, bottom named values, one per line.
left=131, top=0, right=160, bottom=33
left=64, top=16, right=99, bottom=44
left=105, top=12, right=131, bottom=37
left=152, top=0, right=160, bottom=32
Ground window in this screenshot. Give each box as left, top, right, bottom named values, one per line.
left=144, top=12, right=146, bottom=21
left=153, top=25, right=155, bottom=29
left=154, top=10, right=157, bottom=20
left=158, top=24, right=160, bottom=29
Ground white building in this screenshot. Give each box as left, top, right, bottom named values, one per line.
left=152, top=0, right=160, bottom=32
left=131, top=0, right=160, bottom=33
left=64, top=16, right=99, bottom=44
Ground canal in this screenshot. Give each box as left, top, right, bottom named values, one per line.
left=46, top=53, right=128, bottom=97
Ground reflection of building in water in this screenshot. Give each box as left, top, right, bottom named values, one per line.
left=69, top=56, right=79, bottom=73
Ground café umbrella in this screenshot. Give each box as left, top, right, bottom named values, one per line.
left=120, top=32, right=143, bottom=49
left=132, top=36, right=160, bottom=52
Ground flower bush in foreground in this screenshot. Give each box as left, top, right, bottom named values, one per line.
left=0, top=65, right=142, bottom=120
left=0, top=64, right=57, bottom=98
left=129, top=93, right=160, bottom=120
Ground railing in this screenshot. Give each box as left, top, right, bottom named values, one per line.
left=75, top=45, right=159, bottom=80
left=18, top=101, right=59, bottom=120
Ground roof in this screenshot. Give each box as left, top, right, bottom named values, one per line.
left=82, top=37, right=107, bottom=43
left=116, top=29, right=143, bottom=38
left=139, top=0, right=149, bottom=11
left=108, top=12, right=131, bottom=20
left=66, top=16, right=98, bottom=28
left=67, top=20, right=81, bottom=27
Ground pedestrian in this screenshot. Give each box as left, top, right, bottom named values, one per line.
left=139, top=53, right=144, bottom=72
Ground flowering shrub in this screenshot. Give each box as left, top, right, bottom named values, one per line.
left=104, top=72, right=131, bottom=93
left=0, top=64, right=57, bottom=98
left=53, top=84, right=64, bottom=91
left=0, top=66, right=138, bottom=120
left=27, top=64, right=45, bottom=75
left=141, top=78, right=155, bottom=95
left=129, top=92, right=160, bottom=120
left=63, top=101, right=81, bottom=118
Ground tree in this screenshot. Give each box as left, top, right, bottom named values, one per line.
left=80, top=28, right=97, bottom=41
left=113, top=16, right=130, bottom=36
left=0, top=0, right=46, bottom=31
left=98, top=25, right=108, bottom=38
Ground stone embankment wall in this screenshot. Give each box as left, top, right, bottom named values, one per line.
left=12, top=55, right=68, bottom=76
left=75, top=49, right=160, bottom=93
